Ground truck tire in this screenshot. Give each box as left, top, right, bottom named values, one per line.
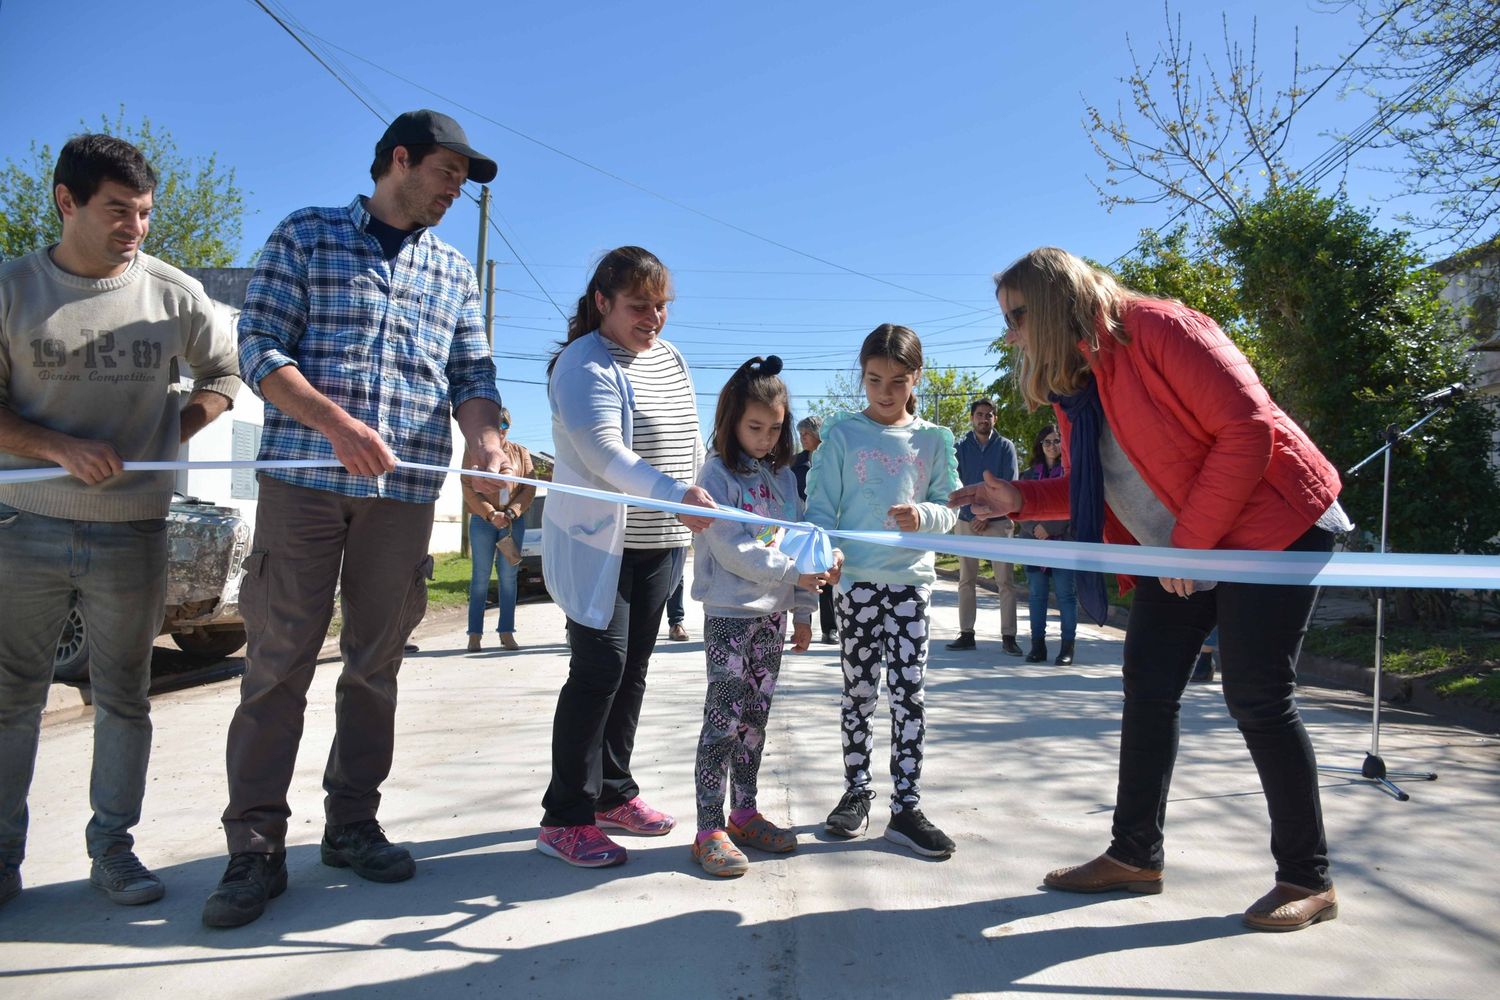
left=171, top=628, right=248, bottom=662
left=54, top=605, right=90, bottom=685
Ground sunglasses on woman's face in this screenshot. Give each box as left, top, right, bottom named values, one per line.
left=1043, top=437, right=1061, bottom=446
left=499, top=420, right=510, bottom=431
left=1004, top=304, right=1028, bottom=330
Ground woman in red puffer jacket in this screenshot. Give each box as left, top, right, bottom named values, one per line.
left=951, top=247, right=1350, bottom=933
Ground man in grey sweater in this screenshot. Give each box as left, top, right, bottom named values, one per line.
left=0, top=134, right=240, bottom=910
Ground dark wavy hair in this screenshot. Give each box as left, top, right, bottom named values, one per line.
left=710, top=356, right=794, bottom=472
left=1027, top=424, right=1062, bottom=469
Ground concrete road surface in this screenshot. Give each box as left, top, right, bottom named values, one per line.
left=4, top=575, right=1498, bottom=999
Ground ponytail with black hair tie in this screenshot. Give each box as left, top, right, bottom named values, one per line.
left=736, top=355, right=784, bottom=380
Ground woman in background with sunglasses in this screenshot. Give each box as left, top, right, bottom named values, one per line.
left=462, top=407, right=536, bottom=652
left=1016, top=425, right=1076, bottom=665
left=951, top=247, right=1351, bottom=933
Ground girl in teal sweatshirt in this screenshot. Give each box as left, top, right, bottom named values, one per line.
left=804, top=324, right=960, bottom=858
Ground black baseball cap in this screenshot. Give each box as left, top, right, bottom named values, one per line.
left=376, top=109, right=498, bottom=184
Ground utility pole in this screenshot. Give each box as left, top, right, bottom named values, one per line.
left=461, top=185, right=492, bottom=559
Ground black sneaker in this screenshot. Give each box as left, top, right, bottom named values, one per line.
left=824, top=789, right=876, bottom=838
left=321, top=819, right=415, bottom=883
left=884, top=807, right=956, bottom=858
left=1000, top=635, right=1025, bottom=657
left=89, top=850, right=165, bottom=905
left=202, top=851, right=287, bottom=928
left=946, top=632, right=976, bottom=651
left=1, top=863, right=20, bottom=907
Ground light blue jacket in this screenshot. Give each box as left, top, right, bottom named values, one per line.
left=804, top=411, right=960, bottom=588
left=543, top=332, right=701, bottom=628
left=691, top=454, right=816, bottom=622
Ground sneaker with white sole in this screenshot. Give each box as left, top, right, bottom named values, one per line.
left=883, top=807, right=955, bottom=858
left=824, top=788, right=876, bottom=838
left=89, top=850, right=165, bottom=905
left=536, top=824, right=627, bottom=868
left=595, top=796, right=676, bottom=835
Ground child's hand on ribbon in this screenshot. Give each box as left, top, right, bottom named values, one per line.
left=888, top=504, right=920, bottom=532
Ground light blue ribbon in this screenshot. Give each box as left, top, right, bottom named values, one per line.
left=4, top=458, right=1495, bottom=590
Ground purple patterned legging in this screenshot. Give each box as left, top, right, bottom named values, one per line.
left=694, top=613, right=785, bottom=832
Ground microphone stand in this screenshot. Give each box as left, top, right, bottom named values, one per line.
left=1313, top=405, right=1447, bottom=800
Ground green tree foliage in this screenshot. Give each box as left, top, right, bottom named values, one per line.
left=1216, top=187, right=1500, bottom=561
left=0, top=110, right=244, bottom=267
left=1327, top=0, right=1500, bottom=248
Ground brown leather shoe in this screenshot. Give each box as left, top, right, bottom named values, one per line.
left=499, top=632, right=520, bottom=651
left=1044, top=853, right=1164, bottom=894
left=466, top=634, right=481, bottom=652
left=1242, top=882, right=1338, bottom=932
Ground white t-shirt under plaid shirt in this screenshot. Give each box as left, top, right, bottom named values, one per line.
left=604, top=338, right=701, bottom=549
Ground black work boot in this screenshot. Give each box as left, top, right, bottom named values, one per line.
left=1054, top=641, right=1076, bottom=666
left=1025, top=639, right=1048, bottom=663
left=1000, top=635, right=1025, bottom=657
left=946, top=631, right=977, bottom=651
left=321, top=820, right=415, bottom=883
left=202, top=851, right=287, bottom=928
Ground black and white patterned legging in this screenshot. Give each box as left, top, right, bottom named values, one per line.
left=694, top=613, right=785, bottom=832
left=836, top=582, right=931, bottom=814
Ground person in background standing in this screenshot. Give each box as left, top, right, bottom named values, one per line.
left=462, top=407, right=536, bottom=652
left=791, top=415, right=837, bottom=644
left=947, top=398, right=1021, bottom=656
left=1017, top=424, right=1077, bottom=665
left=664, top=564, right=690, bottom=642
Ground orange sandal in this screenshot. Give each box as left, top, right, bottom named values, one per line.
left=727, top=813, right=798, bottom=854
left=692, top=831, right=749, bottom=877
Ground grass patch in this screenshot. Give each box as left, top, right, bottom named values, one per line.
left=1302, top=620, right=1500, bottom=708
left=428, top=552, right=476, bottom=610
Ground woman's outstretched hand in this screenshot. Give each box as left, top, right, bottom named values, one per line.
left=949, top=471, right=1021, bottom=519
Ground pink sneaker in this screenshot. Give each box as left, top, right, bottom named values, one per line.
left=535, top=825, right=627, bottom=868
left=594, top=797, right=677, bottom=836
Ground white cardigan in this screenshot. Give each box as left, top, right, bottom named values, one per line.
left=543, top=332, right=702, bottom=628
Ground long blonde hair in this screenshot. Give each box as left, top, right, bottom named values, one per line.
left=995, top=247, right=1133, bottom=408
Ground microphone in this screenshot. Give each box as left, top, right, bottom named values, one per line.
left=1419, top=383, right=1466, bottom=408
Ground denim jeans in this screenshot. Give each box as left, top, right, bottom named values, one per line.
left=1107, top=524, right=1334, bottom=890
left=468, top=514, right=524, bottom=635
left=0, top=502, right=166, bottom=863
left=1026, top=566, right=1078, bottom=645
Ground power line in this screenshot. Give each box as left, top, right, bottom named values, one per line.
left=271, top=15, right=979, bottom=310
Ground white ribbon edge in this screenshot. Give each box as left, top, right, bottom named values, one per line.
left=3, top=457, right=1495, bottom=590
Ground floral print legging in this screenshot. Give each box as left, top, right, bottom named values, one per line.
left=837, top=582, right=931, bottom=814
left=694, top=612, right=785, bottom=832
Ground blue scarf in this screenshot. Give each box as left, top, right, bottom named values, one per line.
left=1052, top=377, right=1110, bottom=625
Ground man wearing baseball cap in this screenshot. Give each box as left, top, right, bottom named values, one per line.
left=204, top=110, right=506, bottom=928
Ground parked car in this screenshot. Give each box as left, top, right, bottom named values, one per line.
left=518, top=489, right=545, bottom=594
left=54, top=494, right=251, bottom=683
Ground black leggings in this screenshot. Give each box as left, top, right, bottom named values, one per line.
left=1107, top=525, right=1334, bottom=890
left=542, top=547, right=676, bottom=827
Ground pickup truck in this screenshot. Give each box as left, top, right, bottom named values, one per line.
left=53, top=494, right=251, bottom=683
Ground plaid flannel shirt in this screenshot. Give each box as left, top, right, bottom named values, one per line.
left=238, top=196, right=500, bottom=503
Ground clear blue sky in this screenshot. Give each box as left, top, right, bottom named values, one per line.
left=0, top=0, right=1428, bottom=455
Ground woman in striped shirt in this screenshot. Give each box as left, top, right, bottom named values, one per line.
left=537, top=246, right=715, bottom=868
